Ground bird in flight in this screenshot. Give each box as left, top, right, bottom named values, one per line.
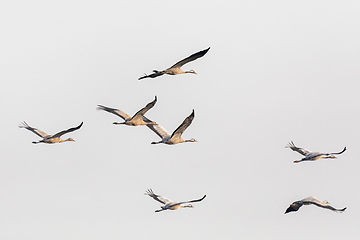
left=97, top=104, right=197, bottom=145
left=145, top=189, right=206, bottom=212
left=19, top=121, right=83, bottom=144
left=150, top=109, right=197, bottom=145
left=98, top=96, right=158, bottom=126
left=286, top=141, right=346, bottom=163
left=138, top=47, right=210, bottom=80
left=285, top=196, right=346, bottom=214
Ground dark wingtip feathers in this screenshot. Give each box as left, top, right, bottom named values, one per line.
left=96, top=105, right=106, bottom=111
left=197, top=47, right=210, bottom=57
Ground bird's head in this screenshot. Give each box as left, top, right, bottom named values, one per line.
left=186, top=70, right=197, bottom=74
left=187, top=138, right=198, bottom=143
left=326, top=154, right=337, bottom=159
left=183, top=204, right=194, bottom=208
left=66, top=138, right=75, bottom=142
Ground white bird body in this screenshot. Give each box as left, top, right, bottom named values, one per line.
left=138, top=48, right=210, bottom=80
left=19, top=121, right=83, bottom=144
left=286, top=141, right=346, bottom=163
left=285, top=196, right=346, bottom=213
left=145, top=189, right=206, bottom=212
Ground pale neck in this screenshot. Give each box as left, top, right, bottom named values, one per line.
left=181, top=204, right=192, bottom=208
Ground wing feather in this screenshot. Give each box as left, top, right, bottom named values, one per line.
left=170, top=110, right=195, bottom=138
left=19, top=121, right=51, bottom=138
left=331, top=146, right=347, bottom=155
left=52, top=122, right=83, bottom=138
left=145, top=189, right=173, bottom=205
left=286, top=141, right=311, bottom=156
left=181, top=195, right=206, bottom=204
left=97, top=104, right=171, bottom=139
left=97, top=105, right=132, bottom=121
left=131, top=96, right=157, bottom=120
left=168, top=195, right=206, bottom=209
left=170, top=47, right=210, bottom=68
left=302, top=196, right=346, bottom=212
left=144, top=117, right=171, bottom=139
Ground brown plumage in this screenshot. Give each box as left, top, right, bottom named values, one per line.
left=99, top=96, right=158, bottom=126
left=19, top=121, right=83, bottom=144
left=139, top=47, right=210, bottom=80
left=97, top=104, right=196, bottom=145
left=286, top=141, right=346, bottom=163
left=145, top=189, right=206, bottom=212
left=151, top=109, right=197, bottom=145
left=285, top=196, right=346, bottom=214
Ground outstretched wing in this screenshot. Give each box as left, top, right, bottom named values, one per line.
left=301, top=196, right=322, bottom=204
left=302, top=196, right=346, bottom=212
left=286, top=141, right=311, bottom=156
left=331, top=146, right=347, bottom=155
left=168, top=195, right=206, bottom=209
left=180, top=195, right=206, bottom=204
left=313, top=204, right=347, bottom=212
left=144, top=117, right=171, bottom=139
left=52, top=122, right=83, bottom=138
left=170, top=110, right=195, bottom=139
left=19, top=121, right=51, bottom=138
left=132, top=96, right=157, bottom=120
left=98, top=104, right=171, bottom=139
left=145, top=189, right=173, bottom=205
left=284, top=202, right=302, bottom=214
left=170, top=47, right=210, bottom=68
left=97, top=105, right=132, bottom=121
left=138, top=70, right=164, bottom=80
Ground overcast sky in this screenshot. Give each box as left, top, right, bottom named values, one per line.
left=1, top=0, right=360, bottom=239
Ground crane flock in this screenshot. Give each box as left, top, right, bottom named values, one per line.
left=19, top=47, right=348, bottom=215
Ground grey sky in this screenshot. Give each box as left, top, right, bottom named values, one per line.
left=1, top=0, right=360, bottom=239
